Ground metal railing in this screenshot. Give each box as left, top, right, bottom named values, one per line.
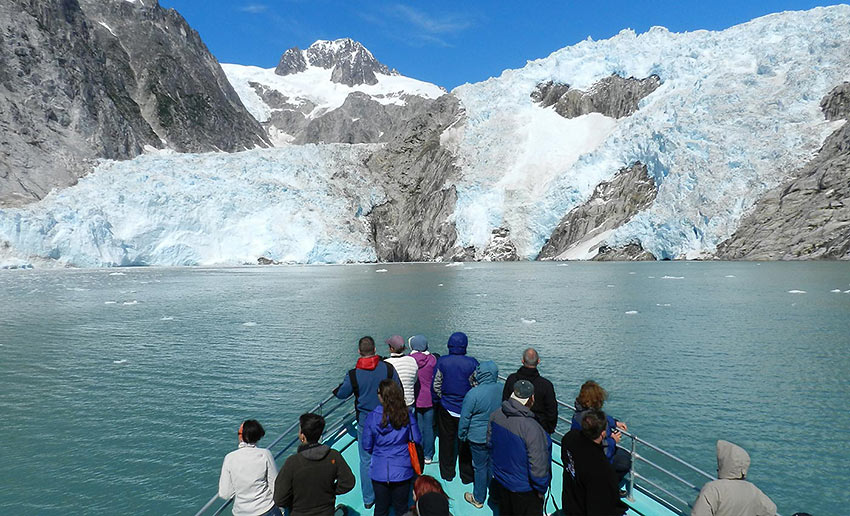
left=194, top=392, right=354, bottom=516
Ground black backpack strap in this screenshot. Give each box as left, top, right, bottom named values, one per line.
left=385, top=361, right=396, bottom=380
left=348, top=369, right=359, bottom=399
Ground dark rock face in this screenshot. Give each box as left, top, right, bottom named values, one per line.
left=366, top=95, right=464, bottom=261
left=532, top=74, right=661, bottom=119
left=715, top=83, right=850, bottom=260
left=481, top=227, right=519, bottom=261
left=593, top=242, right=656, bottom=261
left=0, top=0, right=268, bottom=206
left=537, top=162, right=657, bottom=260
left=275, top=39, right=397, bottom=86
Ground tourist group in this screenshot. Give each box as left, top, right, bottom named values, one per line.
left=218, top=332, right=777, bottom=516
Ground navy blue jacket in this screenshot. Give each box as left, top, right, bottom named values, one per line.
left=432, top=332, right=479, bottom=414
left=458, top=361, right=502, bottom=444
left=571, top=401, right=619, bottom=462
left=333, top=356, right=401, bottom=417
left=488, top=399, right=552, bottom=494
left=361, top=405, right=421, bottom=483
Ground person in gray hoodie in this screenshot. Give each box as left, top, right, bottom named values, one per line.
left=458, top=361, right=502, bottom=509
left=691, top=440, right=776, bottom=516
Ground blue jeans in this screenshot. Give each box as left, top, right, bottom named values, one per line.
left=357, top=413, right=374, bottom=505
left=416, top=407, right=435, bottom=460
left=469, top=441, right=491, bottom=503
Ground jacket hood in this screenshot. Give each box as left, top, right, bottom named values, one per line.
left=356, top=355, right=381, bottom=370
left=447, top=332, right=468, bottom=355
left=298, top=443, right=331, bottom=461
left=475, top=361, right=499, bottom=384
left=409, top=335, right=428, bottom=352
left=716, top=440, right=750, bottom=479
left=501, top=398, right=534, bottom=418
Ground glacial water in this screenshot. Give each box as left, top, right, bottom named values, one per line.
left=0, top=262, right=848, bottom=515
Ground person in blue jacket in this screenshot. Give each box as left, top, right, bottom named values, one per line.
left=361, top=379, right=422, bottom=516
left=432, top=331, right=478, bottom=483
left=458, top=361, right=502, bottom=509
left=488, top=379, right=552, bottom=516
left=333, top=336, right=401, bottom=509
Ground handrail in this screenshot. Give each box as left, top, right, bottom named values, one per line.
left=194, top=392, right=353, bottom=516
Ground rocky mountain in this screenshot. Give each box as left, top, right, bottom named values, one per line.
left=223, top=39, right=446, bottom=145
left=1, top=6, right=849, bottom=267
left=0, top=0, right=268, bottom=207
left=715, top=83, right=850, bottom=260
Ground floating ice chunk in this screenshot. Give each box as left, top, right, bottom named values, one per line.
left=66, top=287, right=89, bottom=291
left=787, top=290, right=807, bottom=294
left=725, top=275, right=736, bottom=278
left=629, top=272, right=636, bottom=275
left=109, top=272, right=125, bottom=276
left=607, top=284, right=615, bottom=288
left=656, top=303, right=672, bottom=307
left=844, top=290, right=850, bottom=294
left=445, top=262, right=464, bottom=267
left=160, top=316, right=174, bottom=321
left=243, top=321, right=257, bottom=327
left=521, top=318, right=537, bottom=324
left=475, top=293, right=488, bottom=297
left=557, top=263, right=569, bottom=267
left=830, top=289, right=842, bottom=293
left=648, top=276, right=656, bottom=279
left=104, top=301, right=117, bottom=305
left=375, top=269, right=388, bottom=273
left=662, top=276, right=684, bottom=280
left=113, top=360, right=127, bottom=365
left=625, top=310, right=639, bottom=314
left=122, top=300, right=138, bottom=305
left=437, top=283, right=444, bottom=287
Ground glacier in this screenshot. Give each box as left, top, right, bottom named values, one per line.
left=2, top=6, right=850, bottom=267
left=0, top=146, right=383, bottom=267
left=448, top=6, right=850, bottom=259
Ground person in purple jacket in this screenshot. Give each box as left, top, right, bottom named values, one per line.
left=409, top=334, right=437, bottom=463
left=432, top=331, right=478, bottom=483
left=361, top=379, right=422, bottom=516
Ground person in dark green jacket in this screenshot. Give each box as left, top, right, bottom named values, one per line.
left=458, top=361, right=502, bottom=509
left=274, top=413, right=355, bottom=516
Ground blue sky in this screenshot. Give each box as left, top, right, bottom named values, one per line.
left=160, top=1, right=840, bottom=89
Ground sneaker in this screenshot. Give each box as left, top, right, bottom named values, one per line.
left=424, top=458, right=433, bottom=464
left=464, top=492, right=484, bottom=509
left=364, top=502, right=374, bottom=510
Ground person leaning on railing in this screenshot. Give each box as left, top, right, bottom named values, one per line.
left=273, top=413, right=355, bottom=516
left=691, top=440, right=776, bottom=516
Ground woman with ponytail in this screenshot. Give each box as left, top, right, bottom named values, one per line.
left=361, top=379, right=422, bottom=516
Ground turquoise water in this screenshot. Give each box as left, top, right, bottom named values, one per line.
left=0, top=262, right=848, bottom=515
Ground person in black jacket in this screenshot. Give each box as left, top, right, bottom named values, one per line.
left=561, top=409, right=628, bottom=516
left=274, top=413, right=356, bottom=516
left=501, top=348, right=558, bottom=434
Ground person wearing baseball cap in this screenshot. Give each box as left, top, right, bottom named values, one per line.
left=487, top=379, right=552, bottom=515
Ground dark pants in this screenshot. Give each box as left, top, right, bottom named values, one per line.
left=372, top=479, right=412, bottom=516
left=495, top=481, right=543, bottom=516
left=612, top=448, right=632, bottom=489
left=437, top=406, right=473, bottom=483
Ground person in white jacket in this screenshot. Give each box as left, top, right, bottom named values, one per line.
left=692, top=440, right=776, bottom=516
left=219, top=419, right=281, bottom=516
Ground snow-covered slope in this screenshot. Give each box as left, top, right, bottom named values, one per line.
left=0, top=146, right=383, bottom=267
left=223, top=39, right=445, bottom=145
left=447, top=6, right=850, bottom=259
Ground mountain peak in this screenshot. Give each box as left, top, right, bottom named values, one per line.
left=275, top=38, right=397, bottom=86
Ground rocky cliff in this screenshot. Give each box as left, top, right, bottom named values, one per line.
left=0, top=0, right=268, bottom=207
left=276, top=39, right=397, bottom=86
left=715, top=83, right=850, bottom=260
left=532, top=74, right=661, bottom=119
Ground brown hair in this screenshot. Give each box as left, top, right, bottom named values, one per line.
left=413, top=475, right=448, bottom=499
left=576, top=380, right=608, bottom=409
left=378, top=379, right=409, bottom=429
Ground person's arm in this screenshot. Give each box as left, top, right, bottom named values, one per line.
left=333, top=371, right=353, bottom=399
left=361, top=412, right=376, bottom=454
left=457, top=392, right=475, bottom=441
left=334, top=451, right=356, bottom=495
left=544, top=382, right=558, bottom=434
left=218, top=455, right=234, bottom=499
left=756, top=487, right=777, bottom=516
left=690, top=483, right=717, bottom=516
left=526, top=426, right=552, bottom=495
left=265, top=450, right=278, bottom=496
left=409, top=410, right=422, bottom=444
left=273, top=456, right=294, bottom=509
left=502, top=375, right=515, bottom=401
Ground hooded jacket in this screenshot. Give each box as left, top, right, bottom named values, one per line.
left=691, top=440, right=776, bottom=516
left=274, top=443, right=355, bottom=516
left=411, top=350, right=437, bottom=408
left=458, top=361, right=503, bottom=444
left=488, top=399, right=552, bottom=494
left=503, top=366, right=558, bottom=434
left=361, top=405, right=422, bottom=483
left=571, top=401, right=620, bottom=462
left=560, top=428, right=627, bottom=516
left=432, top=332, right=479, bottom=414
left=333, top=355, right=401, bottom=416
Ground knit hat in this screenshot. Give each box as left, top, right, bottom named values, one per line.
left=511, top=379, right=535, bottom=404
left=409, top=335, right=428, bottom=352
left=385, top=335, right=405, bottom=352
left=416, top=492, right=451, bottom=516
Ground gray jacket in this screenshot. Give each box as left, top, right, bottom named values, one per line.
left=692, top=440, right=776, bottom=516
